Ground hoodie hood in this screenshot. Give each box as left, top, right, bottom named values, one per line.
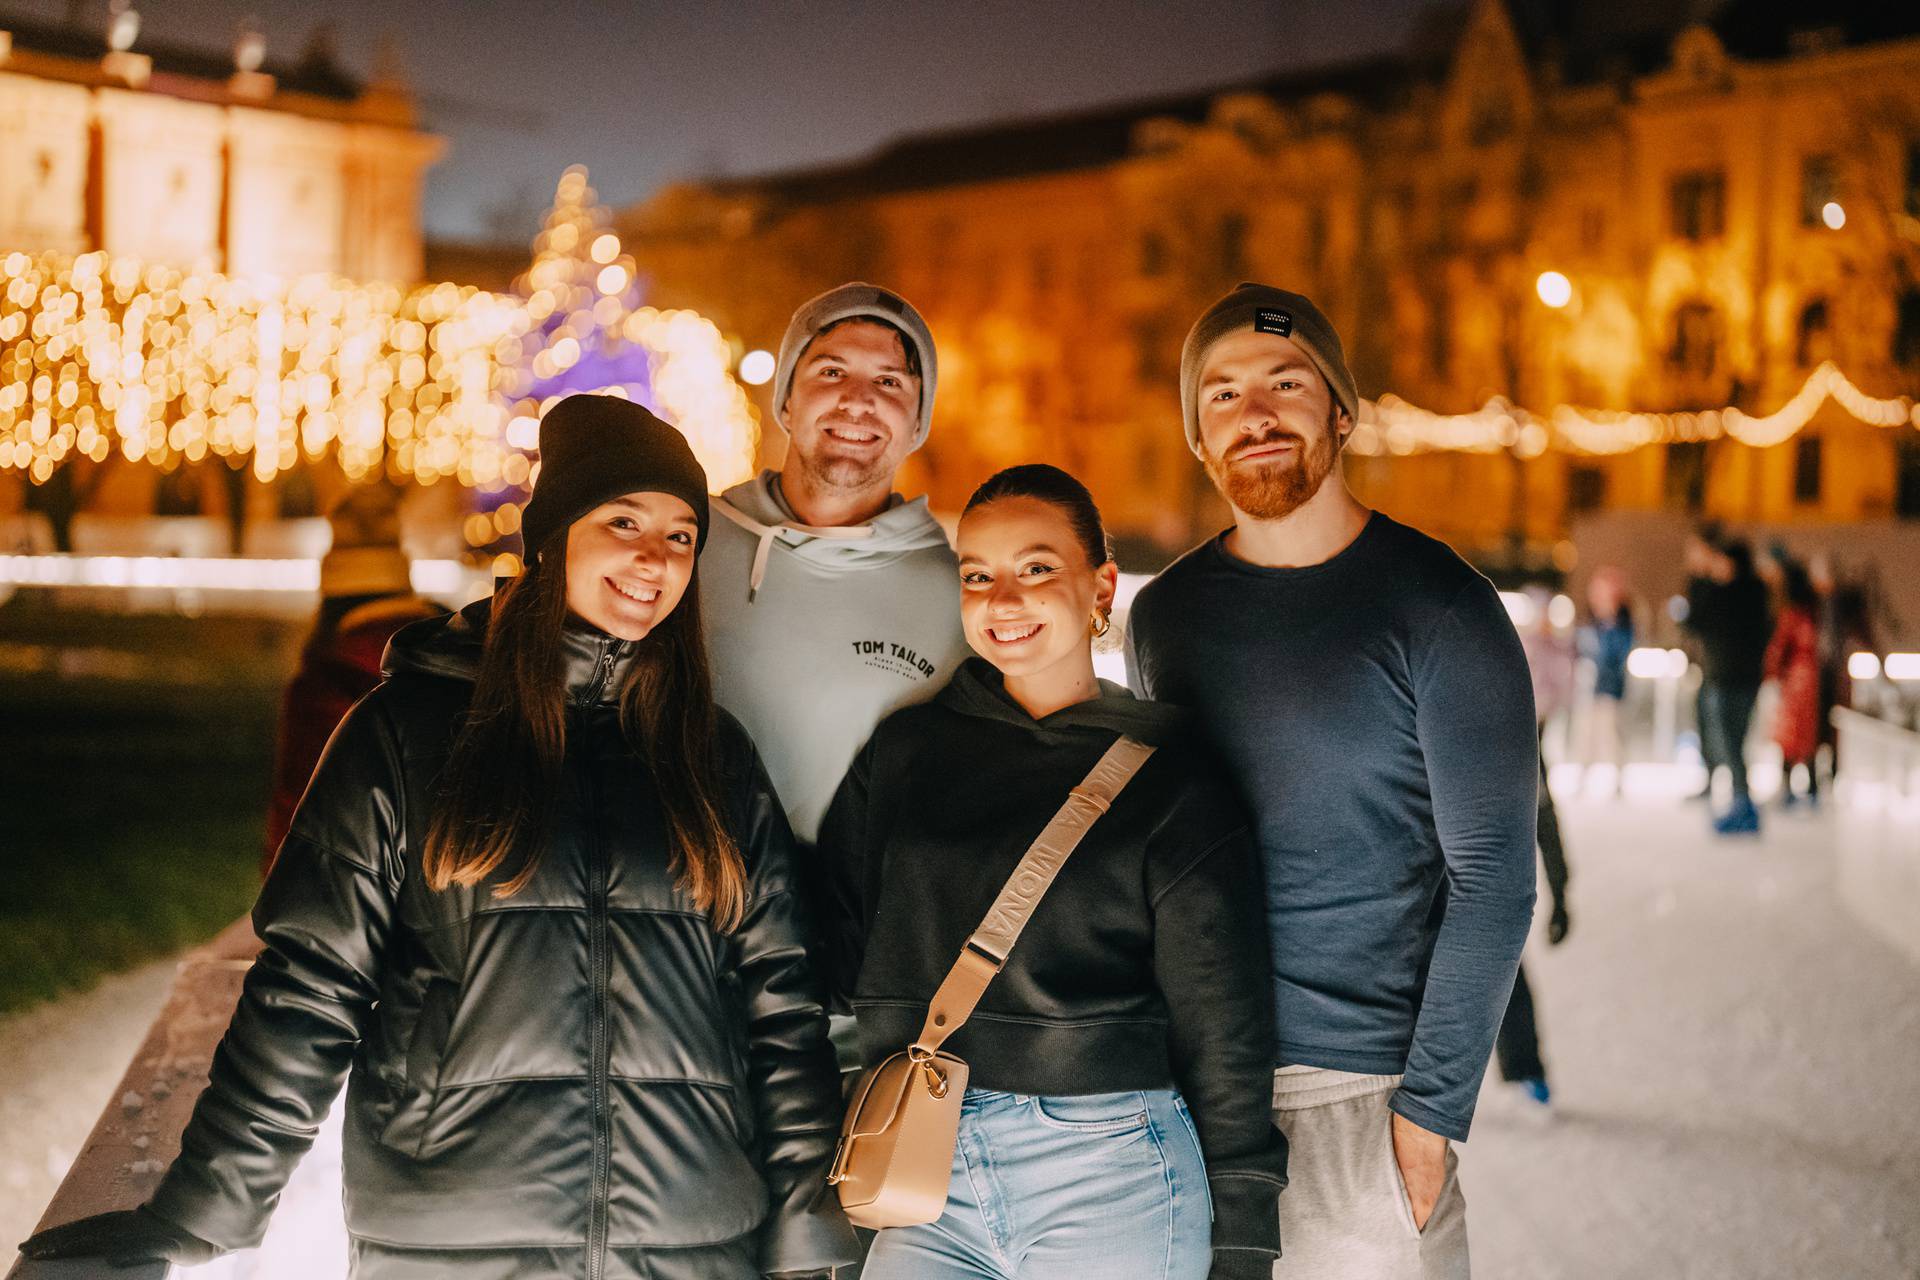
left=936, top=656, right=1188, bottom=746
left=382, top=596, right=646, bottom=705
left=711, top=470, right=953, bottom=600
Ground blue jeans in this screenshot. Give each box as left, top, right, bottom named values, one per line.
left=862, top=1087, right=1212, bottom=1280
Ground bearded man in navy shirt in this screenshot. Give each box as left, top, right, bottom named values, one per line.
left=1127, top=284, right=1537, bottom=1279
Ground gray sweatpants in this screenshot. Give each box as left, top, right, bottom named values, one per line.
left=1270, top=1066, right=1470, bottom=1280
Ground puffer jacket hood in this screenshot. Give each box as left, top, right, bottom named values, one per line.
left=381, top=595, right=487, bottom=683
left=711, top=470, right=951, bottom=601
left=935, top=655, right=1190, bottom=746
left=147, top=593, right=861, bottom=1280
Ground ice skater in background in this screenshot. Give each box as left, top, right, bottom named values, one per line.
left=1499, top=588, right=1576, bottom=1111
left=1577, top=566, right=1634, bottom=791
left=1763, top=551, right=1822, bottom=808
left=1493, top=757, right=1572, bottom=1112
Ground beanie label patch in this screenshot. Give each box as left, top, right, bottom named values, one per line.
left=1254, top=309, right=1294, bottom=337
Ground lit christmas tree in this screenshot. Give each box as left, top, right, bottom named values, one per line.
left=465, top=166, right=761, bottom=570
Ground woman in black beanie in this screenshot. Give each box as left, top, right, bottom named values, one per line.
left=25, top=394, right=860, bottom=1280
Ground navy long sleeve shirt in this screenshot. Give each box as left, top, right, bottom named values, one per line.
left=1126, top=512, right=1537, bottom=1141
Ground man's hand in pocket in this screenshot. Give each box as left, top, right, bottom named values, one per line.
left=1390, top=1111, right=1448, bottom=1231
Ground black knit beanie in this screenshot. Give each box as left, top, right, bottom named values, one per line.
left=519, top=394, right=711, bottom=562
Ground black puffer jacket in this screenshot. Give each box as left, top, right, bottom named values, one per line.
left=817, top=658, right=1287, bottom=1272
left=146, top=598, right=860, bottom=1280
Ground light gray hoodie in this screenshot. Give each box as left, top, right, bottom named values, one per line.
left=701, top=470, right=970, bottom=843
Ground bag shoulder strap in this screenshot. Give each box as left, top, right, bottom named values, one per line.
left=910, top=734, right=1156, bottom=1057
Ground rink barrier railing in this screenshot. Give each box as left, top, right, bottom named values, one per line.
left=1831, top=706, right=1920, bottom=967
left=7, top=920, right=261, bottom=1280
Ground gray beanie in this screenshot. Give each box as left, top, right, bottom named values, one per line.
left=773, top=283, right=938, bottom=449
left=1178, top=283, right=1358, bottom=457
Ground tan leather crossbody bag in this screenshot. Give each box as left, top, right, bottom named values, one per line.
left=825, top=735, right=1157, bottom=1229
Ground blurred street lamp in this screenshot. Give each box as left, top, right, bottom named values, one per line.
left=738, top=349, right=775, bottom=386
left=1535, top=270, right=1573, bottom=309
left=1821, top=201, right=1846, bottom=230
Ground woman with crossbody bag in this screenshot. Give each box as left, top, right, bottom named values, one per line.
left=815, top=465, right=1288, bottom=1279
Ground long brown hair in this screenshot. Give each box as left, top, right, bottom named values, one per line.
left=421, top=546, right=747, bottom=930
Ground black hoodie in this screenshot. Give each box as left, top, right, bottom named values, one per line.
left=817, top=657, right=1287, bottom=1269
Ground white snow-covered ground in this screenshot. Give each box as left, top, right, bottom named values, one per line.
left=4, top=784, right=1916, bottom=1278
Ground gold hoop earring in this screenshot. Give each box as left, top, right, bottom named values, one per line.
left=1091, top=611, right=1112, bottom=639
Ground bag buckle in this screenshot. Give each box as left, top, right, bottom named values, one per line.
left=908, top=1046, right=951, bottom=1099
left=826, top=1135, right=851, bottom=1185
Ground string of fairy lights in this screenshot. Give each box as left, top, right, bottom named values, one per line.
left=3, top=163, right=1916, bottom=534
left=0, top=253, right=525, bottom=487
left=1349, top=361, right=1920, bottom=458
left=0, top=168, right=760, bottom=573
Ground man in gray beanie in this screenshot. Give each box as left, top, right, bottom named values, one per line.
left=702, top=280, right=968, bottom=854
left=1128, top=283, right=1538, bottom=1279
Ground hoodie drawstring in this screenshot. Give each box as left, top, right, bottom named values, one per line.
left=711, top=496, right=876, bottom=603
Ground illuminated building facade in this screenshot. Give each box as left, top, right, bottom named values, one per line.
left=621, top=0, right=1920, bottom=558
left=0, top=11, right=442, bottom=544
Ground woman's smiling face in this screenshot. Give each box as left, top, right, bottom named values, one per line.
left=956, top=495, right=1112, bottom=684
left=562, top=492, right=699, bottom=641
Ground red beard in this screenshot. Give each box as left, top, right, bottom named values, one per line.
left=1204, top=420, right=1339, bottom=520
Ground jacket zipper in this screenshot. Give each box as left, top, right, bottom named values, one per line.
left=580, top=645, right=616, bottom=706
left=583, top=739, right=613, bottom=1279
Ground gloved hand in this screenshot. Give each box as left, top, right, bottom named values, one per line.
left=1211, top=1248, right=1279, bottom=1280
left=1548, top=905, right=1571, bottom=946
left=20, top=1205, right=221, bottom=1267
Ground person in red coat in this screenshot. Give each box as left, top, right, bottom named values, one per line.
left=1764, top=561, right=1822, bottom=807
left=263, top=483, right=443, bottom=870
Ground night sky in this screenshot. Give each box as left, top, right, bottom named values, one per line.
left=7, top=0, right=1427, bottom=241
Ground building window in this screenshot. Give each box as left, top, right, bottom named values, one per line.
left=1470, top=93, right=1512, bottom=145
left=1668, top=302, right=1721, bottom=377
left=1428, top=295, right=1452, bottom=381
left=1140, top=231, right=1168, bottom=277
left=1898, top=438, right=1920, bottom=518
left=1580, top=206, right=1606, bottom=251
left=1568, top=465, right=1608, bottom=514
left=1799, top=155, right=1836, bottom=227
left=1895, top=290, right=1920, bottom=369
left=1219, top=215, right=1248, bottom=278
left=1793, top=436, right=1823, bottom=505
left=1133, top=317, right=1177, bottom=383
left=1670, top=170, right=1725, bottom=242
left=1030, top=246, right=1054, bottom=294
left=1665, top=442, right=1709, bottom=512
left=1796, top=298, right=1831, bottom=366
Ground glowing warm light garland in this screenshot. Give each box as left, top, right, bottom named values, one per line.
left=1349, top=362, right=1919, bottom=458
left=1, top=168, right=760, bottom=547
left=0, top=252, right=526, bottom=486
left=7, top=173, right=1911, bottom=497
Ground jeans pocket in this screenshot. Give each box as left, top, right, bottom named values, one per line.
left=1171, top=1095, right=1214, bottom=1222
left=1031, top=1091, right=1150, bottom=1133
